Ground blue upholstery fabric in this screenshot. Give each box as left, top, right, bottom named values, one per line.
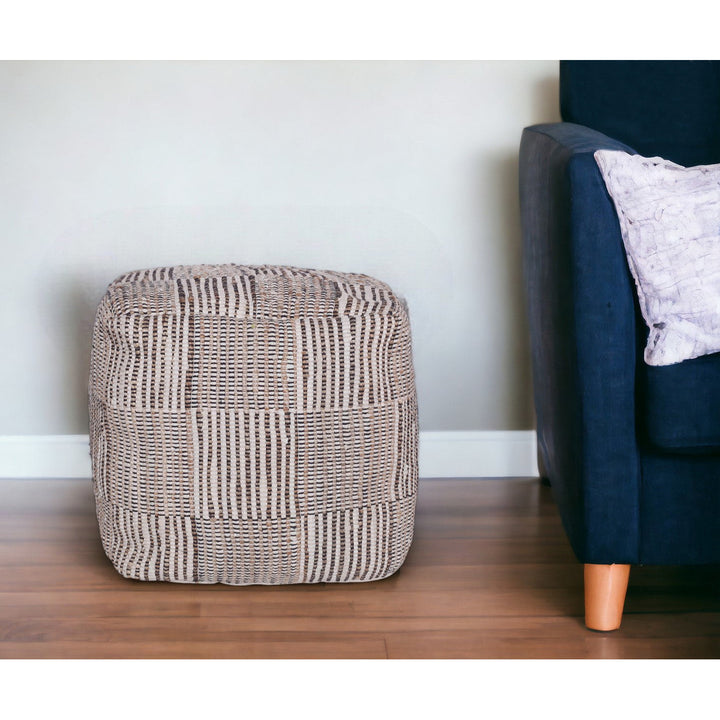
left=560, top=60, right=720, bottom=167
left=520, top=123, right=641, bottom=563
left=639, top=453, right=720, bottom=564
left=640, top=353, right=720, bottom=453
left=520, top=61, right=720, bottom=565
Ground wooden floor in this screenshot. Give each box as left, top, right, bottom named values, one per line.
left=0, top=477, right=718, bottom=659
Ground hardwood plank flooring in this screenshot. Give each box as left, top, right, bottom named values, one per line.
left=0, top=477, right=718, bottom=659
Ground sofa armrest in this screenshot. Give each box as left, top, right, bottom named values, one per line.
left=520, top=122, right=642, bottom=563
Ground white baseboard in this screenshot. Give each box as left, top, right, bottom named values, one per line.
left=0, top=435, right=93, bottom=479
left=419, top=431, right=538, bottom=478
left=0, top=431, right=539, bottom=479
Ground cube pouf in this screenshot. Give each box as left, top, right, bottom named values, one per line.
left=89, top=264, right=418, bottom=585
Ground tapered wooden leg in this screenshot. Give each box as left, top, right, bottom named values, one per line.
left=584, top=563, right=630, bottom=631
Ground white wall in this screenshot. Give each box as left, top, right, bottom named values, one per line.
left=0, top=60, right=559, bottom=435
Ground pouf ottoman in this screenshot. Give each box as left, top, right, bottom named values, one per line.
left=89, top=264, right=418, bottom=585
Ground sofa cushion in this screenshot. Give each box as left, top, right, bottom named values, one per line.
left=639, top=351, right=720, bottom=453
left=595, top=149, right=720, bottom=367
left=560, top=60, right=720, bottom=168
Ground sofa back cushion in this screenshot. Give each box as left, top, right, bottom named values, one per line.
left=560, top=60, right=720, bottom=168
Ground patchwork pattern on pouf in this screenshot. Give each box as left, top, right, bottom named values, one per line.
left=89, top=264, right=418, bottom=584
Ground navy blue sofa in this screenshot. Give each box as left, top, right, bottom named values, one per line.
left=519, top=61, right=720, bottom=630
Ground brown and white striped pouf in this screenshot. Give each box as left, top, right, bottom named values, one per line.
left=89, top=264, right=418, bottom=585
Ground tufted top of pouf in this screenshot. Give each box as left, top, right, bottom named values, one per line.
left=100, top=264, right=406, bottom=320
left=90, top=262, right=415, bottom=415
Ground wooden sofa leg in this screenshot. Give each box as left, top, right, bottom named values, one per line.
left=584, top=563, right=631, bottom=631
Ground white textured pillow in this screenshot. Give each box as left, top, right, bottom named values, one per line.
left=595, top=149, right=720, bottom=366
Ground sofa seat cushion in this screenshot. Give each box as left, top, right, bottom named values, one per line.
left=640, top=351, right=720, bottom=452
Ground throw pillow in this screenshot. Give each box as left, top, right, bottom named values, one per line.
left=595, top=149, right=720, bottom=366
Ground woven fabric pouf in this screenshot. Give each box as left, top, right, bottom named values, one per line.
left=89, top=264, right=418, bottom=585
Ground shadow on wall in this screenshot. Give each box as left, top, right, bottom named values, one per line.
left=480, top=151, right=534, bottom=429
left=44, top=272, right=104, bottom=434
left=533, top=74, right=561, bottom=125
left=470, top=73, right=559, bottom=430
